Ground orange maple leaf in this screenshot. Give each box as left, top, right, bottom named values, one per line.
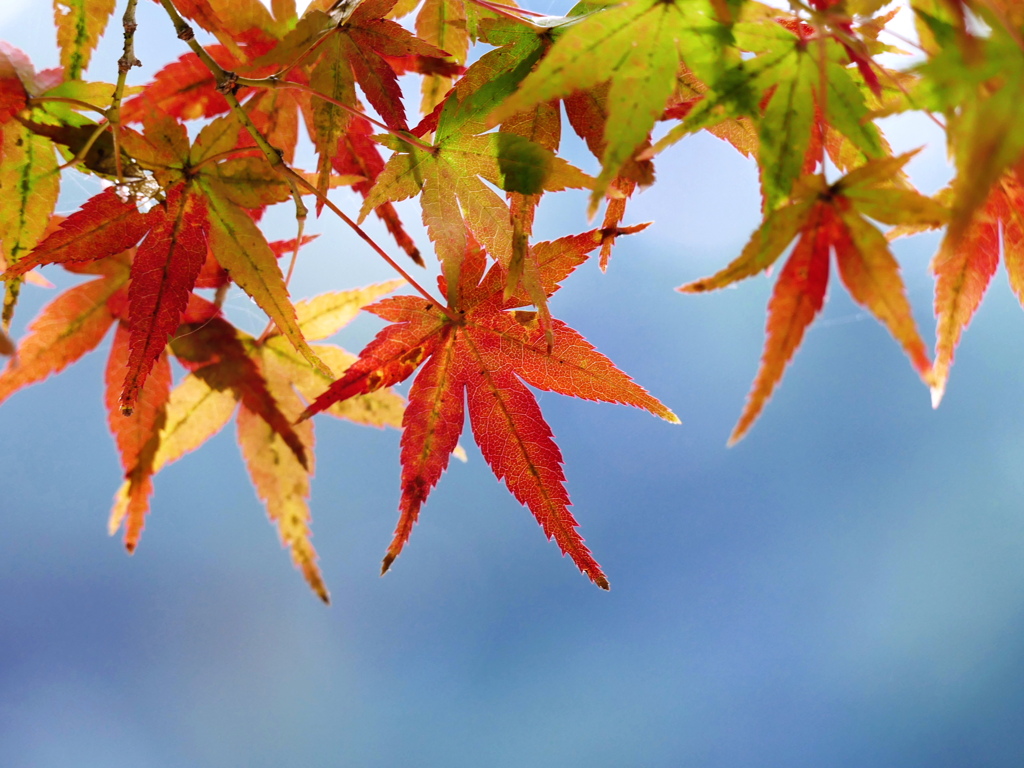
left=682, top=155, right=947, bottom=444
left=302, top=233, right=678, bottom=589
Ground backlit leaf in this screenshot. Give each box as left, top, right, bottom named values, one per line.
left=730, top=205, right=832, bottom=445
left=303, top=240, right=676, bottom=586
left=294, top=280, right=406, bottom=340
left=685, top=157, right=939, bottom=442
left=488, top=0, right=732, bottom=210
left=7, top=187, right=150, bottom=277
left=0, top=262, right=127, bottom=405
left=53, top=0, right=117, bottom=79
left=0, top=122, right=60, bottom=326
left=238, top=359, right=328, bottom=602
left=122, top=184, right=209, bottom=413
left=931, top=174, right=1024, bottom=405
left=105, top=323, right=171, bottom=552
left=201, top=178, right=328, bottom=376
left=150, top=372, right=237, bottom=473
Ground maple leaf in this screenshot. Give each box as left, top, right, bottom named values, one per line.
left=9, top=111, right=329, bottom=410
left=362, top=97, right=592, bottom=305
left=915, top=9, right=1024, bottom=258
left=0, top=253, right=130, bottom=407
left=681, top=154, right=946, bottom=444
left=108, top=282, right=406, bottom=601
left=0, top=45, right=31, bottom=123
left=105, top=323, right=172, bottom=552
left=440, top=16, right=568, bottom=321
left=4, top=179, right=208, bottom=415
left=930, top=173, right=1024, bottom=405
left=657, top=18, right=886, bottom=211
left=414, top=0, right=470, bottom=112
left=299, top=1, right=450, bottom=129
left=0, top=114, right=60, bottom=327
left=486, top=0, right=734, bottom=212
left=53, top=0, right=117, bottom=79
left=442, top=16, right=647, bottom=302
left=258, top=0, right=451, bottom=199
left=301, top=236, right=678, bottom=588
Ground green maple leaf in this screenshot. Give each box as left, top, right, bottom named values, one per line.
left=915, top=9, right=1024, bottom=256
left=361, top=105, right=592, bottom=304
left=657, top=19, right=886, bottom=211
left=486, top=0, right=734, bottom=213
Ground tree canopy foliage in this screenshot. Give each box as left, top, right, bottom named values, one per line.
left=1, top=0, right=1022, bottom=600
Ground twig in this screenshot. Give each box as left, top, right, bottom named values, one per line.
left=467, top=0, right=542, bottom=23
left=234, top=77, right=436, bottom=153
left=108, top=0, right=142, bottom=183
left=156, top=0, right=309, bottom=222
left=155, top=0, right=452, bottom=321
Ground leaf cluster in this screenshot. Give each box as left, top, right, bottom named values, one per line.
left=2, top=0, right=1023, bottom=599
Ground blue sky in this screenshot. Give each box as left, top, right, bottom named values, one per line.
left=3, top=3, right=1024, bottom=766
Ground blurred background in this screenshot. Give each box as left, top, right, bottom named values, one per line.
left=3, top=2, right=1024, bottom=766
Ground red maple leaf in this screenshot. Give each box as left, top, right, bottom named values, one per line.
left=682, top=155, right=947, bottom=443
left=4, top=181, right=210, bottom=414
left=931, top=172, right=1024, bottom=403
left=301, top=234, right=678, bottom=588
left=0, top=44, right=30, bottom=124
left=0, top=252, right=130, bottom=407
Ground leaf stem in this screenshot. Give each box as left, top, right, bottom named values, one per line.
left=270, top=26, right=336, bottom=80
left=30, top=96, right=107, bottom=114
left=234, top=77, right=436, bottom=153
left=155, top=0, right=452, bottom=321
left=286, top=171, right=456, bottom=321
left=155, top=0, right=310, bottom=221
left=257, top=217, right=306, bottom=344
left=189, top=146, right=264, bottom=173
left=468, top=0, right=548, bottom=18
